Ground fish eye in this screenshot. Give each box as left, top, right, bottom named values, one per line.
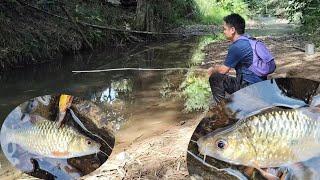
left=86, top=140, right=92, bottom=145
left=216, top=139, right=227, bottom=150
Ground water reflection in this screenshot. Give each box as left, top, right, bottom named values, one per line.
left=187, top=78, right=320, bottom=180
left=100, top=88, right=118, bottom=103
left=0, top=94, right=114, bottom=179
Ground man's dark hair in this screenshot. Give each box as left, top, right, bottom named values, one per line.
left=223, top=13, right=245, bottom=34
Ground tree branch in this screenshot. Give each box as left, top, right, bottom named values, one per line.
left=59, top=4, right=94, bottom=51
left=16, top=0, right=183, bottom=36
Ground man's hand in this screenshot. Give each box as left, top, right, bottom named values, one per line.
left=208, top=65, right=231, bottom=76
left=207, top=66, right=217, bottom=76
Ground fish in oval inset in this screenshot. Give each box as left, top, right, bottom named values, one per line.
left=1, top=114, right=101, bottom=159
left=197, top=109, right=320, bottom=168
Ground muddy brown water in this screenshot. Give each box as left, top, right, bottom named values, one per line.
left=0, top=37, right=205, bottom=179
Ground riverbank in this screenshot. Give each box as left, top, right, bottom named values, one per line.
left=0, top=1, right=139, bottom=71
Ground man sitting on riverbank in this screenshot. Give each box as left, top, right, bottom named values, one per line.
left=208, top=13, right=273, bottom=104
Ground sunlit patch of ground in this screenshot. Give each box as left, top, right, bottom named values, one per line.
left=82, top=75, right=204, bottom=179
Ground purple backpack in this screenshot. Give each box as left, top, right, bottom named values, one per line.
left=240, top=35, right=276, bottom=77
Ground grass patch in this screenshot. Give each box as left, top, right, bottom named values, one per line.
left=193, top=0, right=249, bottom=25
left=180, top=70, right=211, bottom=112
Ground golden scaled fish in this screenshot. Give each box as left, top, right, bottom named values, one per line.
left=1, top=115, right=101, bottom=159
left=197, top=109, right=320, bottom=168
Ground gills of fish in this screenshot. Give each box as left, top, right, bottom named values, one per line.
left=197, top=109, right=320, bottom=168
left=1, top=114, right=101, bottom=159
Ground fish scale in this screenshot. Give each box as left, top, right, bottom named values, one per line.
left=197, top=109, right=320, bottom=168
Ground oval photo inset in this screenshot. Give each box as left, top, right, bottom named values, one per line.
left=0, top=94, right=115, bottom=179
left=187, top=78, right=320, bottom=180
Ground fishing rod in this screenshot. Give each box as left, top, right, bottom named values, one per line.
left=72, top=67, right=209, bottom=73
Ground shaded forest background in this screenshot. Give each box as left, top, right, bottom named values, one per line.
left=0, top=0, right=319, bottom=71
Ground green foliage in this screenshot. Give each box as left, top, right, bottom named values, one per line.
left=168, top=0, right=250, bottom=26
left=180, top=71, right=211, bottom=112
left=193, top=0, right=249, bottom=24
left=244, top=0, right=319, bottom=45
left=190, top=36, right=215, bottom=65
left=287, top=0, right=320, bottom=46
left=189, top=35, right=223, bottom=65
left=112, top=79, right=133, bottom=93
left=74, top=4, right=103, bottom=23
left=167, top=0, right=199, bottom=26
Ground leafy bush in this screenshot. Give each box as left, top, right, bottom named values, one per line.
left=287, top=0, right=320, bottom=46
left=180, top=71, right=211, bottom=112
left=194, top=0, right=249, bottom=24
left=168, top=0, right=250, bottom=26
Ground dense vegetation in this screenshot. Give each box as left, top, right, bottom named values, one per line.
left=0, top=0, right=319, bottom=71
left=287, top=0, right=320, bottom=45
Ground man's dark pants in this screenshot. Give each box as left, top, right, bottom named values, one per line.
left=209, top=73, right=251, bottom=103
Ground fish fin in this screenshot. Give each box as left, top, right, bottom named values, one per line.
left=283, top=162, right=305, bottom=180
left=255, top=167, right=280, bottom=180
left=56, top=111, right=66, bottom=128
left=251, top=161, right=279, bottom=180
left=52, top=151, right=70, bottom=157
left=58, top=94, right=73, bottom=112
left=243, top=167, right=255, bottom=178
left=56, top=94, right=73, bottom=128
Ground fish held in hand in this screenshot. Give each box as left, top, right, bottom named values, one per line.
left=197, top=109, right=320, bottom=168
left=1, top=115, right=101, bottom=159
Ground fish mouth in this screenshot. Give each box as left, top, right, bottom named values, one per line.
left=197, top=144, right=240, bottom=165
left=197, top=140, right=216, bottom=159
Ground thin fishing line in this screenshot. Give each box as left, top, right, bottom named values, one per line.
left=98, top=150, right=109, bottom=157
left=190, top=139, right=197, bottom=144
left=72, top=67, right=207, bottom=73
left=187, top=150, right=247, bottom=180
left=69, top=108, right=113, bottom=151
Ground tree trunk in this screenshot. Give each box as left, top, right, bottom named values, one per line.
left=136, top=0, right=160, bottom=32
left=136, top=0, right=147, bottom=30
